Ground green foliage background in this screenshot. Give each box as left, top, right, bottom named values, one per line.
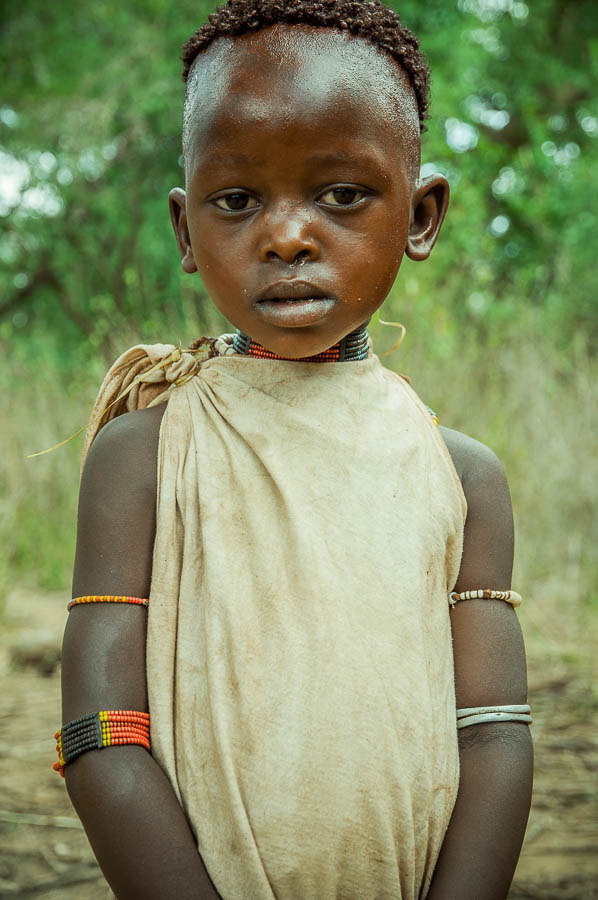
left=3, top=0, right=598, bottom=358
left=1, top=0, right=598, bottom=604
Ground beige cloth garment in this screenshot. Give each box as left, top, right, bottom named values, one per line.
left=81, top=343, right=200, bottom=472
left=89, top=341, right=466, bottom=900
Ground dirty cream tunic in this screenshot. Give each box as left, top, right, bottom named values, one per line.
left=136, top=349, right=467, bottom=900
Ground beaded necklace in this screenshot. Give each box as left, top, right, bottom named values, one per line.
left=231, top=325, right=369, bottom=362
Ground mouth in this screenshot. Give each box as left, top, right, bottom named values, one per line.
left=253, top=281, right=336, bottom=327
left=255, top=280, right=334, bottom=303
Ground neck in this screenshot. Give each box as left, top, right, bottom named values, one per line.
left=232, top=326, right=369, bottom=362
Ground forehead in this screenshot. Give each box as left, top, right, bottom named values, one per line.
left=183, top=25, right=420, bottom=177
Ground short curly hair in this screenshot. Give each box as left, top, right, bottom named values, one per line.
left=181, top=0, right=430, bottom=129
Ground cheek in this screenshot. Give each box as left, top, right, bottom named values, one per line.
left=356, top=211, right=408, bottom=285
left=191, top=225, right=244, bottom=295
left=379, top=203, right=411, bottom=268
left=186, top=196, right=244, bottom=286
left=383, top=201, right=411, bottom=250
left=358, top=222, right=408, bottom=308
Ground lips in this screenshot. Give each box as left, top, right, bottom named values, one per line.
left=252, top=280, right=336, bottom=327
left=255, top=280, right=333, bottom=303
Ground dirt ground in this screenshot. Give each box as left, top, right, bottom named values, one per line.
left=1, top=588, right=596, bottom=899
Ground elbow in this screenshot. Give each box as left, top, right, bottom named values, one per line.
left=457, top=722, right=533, bottom=757
left=458, top=720, right=533, bottom=753
left=65, top=746, right=152, bottom=815
left=458, top=722, right=534, bottom=807
left=64, top=752, right=100, bottom=810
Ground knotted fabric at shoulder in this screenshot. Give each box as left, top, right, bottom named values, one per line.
left=81, top=343, right=200, bottom=473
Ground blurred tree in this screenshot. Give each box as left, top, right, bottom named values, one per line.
left=1, top=0, right=216, bottom=368
left=1, top=0, right=597, bottom=363
left=398, top=0, right=598, bottom=352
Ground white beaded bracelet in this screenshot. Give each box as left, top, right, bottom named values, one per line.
left=449, top=588, right=522, bottom=608
left=456, top=704, right=532, bottom=729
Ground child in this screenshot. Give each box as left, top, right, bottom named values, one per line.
left=58, top=1, right=533, bottom=897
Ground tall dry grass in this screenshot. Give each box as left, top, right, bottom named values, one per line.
left=372, top=317, right=598, bottom=674
left=3, top=326, right=597, bottom=674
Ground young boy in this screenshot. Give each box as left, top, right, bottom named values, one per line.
left=59, top=1, right=533, bottom=897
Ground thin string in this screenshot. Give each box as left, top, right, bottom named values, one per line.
left=376, top=314, right=406, bottom=358
left=27, top=322, right=404, bottom=460
left=26, top=344, right=212, bottom=459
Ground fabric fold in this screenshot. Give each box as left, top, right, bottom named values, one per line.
left=81, top=343, right=200, bottom=471
left=145, top=351, right=466, bottom=899
left=90, top=341, right=467, bottom=899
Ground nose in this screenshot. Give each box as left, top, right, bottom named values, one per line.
left=258, top=206, right=320, bottom=265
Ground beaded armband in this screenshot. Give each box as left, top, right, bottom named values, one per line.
left=449, top=588, right=522, bottom=608
left=456, top=704, right=532, bottom=729
left=54, top=710, right=150, bottom=777
left=67, top=595, right=149, bottom=611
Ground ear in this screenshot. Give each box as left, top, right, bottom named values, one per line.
left=406, top=174, right=450, bottom=262
left=168, top=187, right=197, bottom=273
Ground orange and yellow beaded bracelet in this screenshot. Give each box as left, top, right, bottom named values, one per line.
left=67, top=595, right=149, bottom=611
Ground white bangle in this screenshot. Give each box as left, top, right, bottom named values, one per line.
left=456, top=704, right=532, bottom=729
left=449, top=589, right=522, bottom=608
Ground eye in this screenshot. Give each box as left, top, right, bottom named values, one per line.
left=318, top=186, right=365, bottom=207
left=213, top=192, right=259, bottom=212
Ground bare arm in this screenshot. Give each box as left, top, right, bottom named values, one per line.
left=62, top=406, right=221, bottom=900
left=427, top=429, right=533, bottom=900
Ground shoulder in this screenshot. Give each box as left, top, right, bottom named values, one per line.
left=439, top=426, right=514, bottom=590
left=85, top=403, right=167, bottom=462
left=82, top=404, right=166, bottom=495
left=439, top=425, right=512, bottom=525
left=73, top=404, right=167, bottom=599
left=439, top=425, right=506, bottom=490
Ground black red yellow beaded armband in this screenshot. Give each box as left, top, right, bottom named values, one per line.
left=54, top=710, right=150, bottom=777
left=67, top=595, right=149, bottom=611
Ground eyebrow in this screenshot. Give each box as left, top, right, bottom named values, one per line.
left=303, top=150, right=386, bottom=170
left=198, top=148, right=386, bottom=173
left=198, top=152, right=266, bottom=170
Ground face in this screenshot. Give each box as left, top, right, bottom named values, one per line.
left=170, top=25, right=449, bottom=357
